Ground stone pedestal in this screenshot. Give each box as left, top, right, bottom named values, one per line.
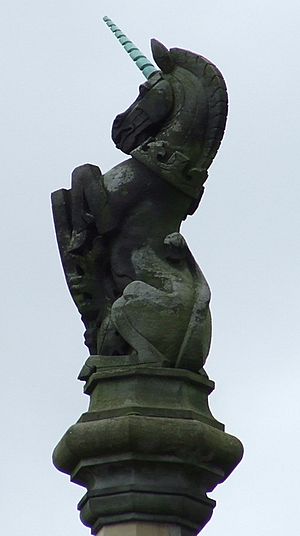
left=98, top=522, right=193, bottom=536
left=53, top=358, right=243, bottom=535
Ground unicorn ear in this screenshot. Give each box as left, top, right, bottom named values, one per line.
left=151, top=39, right=174, bottom=73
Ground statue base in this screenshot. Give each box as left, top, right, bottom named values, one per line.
left=97, top=521, right=196, bottom=536
left=53, top=358, right=243, bottom=535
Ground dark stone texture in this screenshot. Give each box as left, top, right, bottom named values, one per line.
left=51, top=41, right=228, bottom=371
left=52, top=29, right=243, bottom=535
left=53, top=367, right=243, bottom=535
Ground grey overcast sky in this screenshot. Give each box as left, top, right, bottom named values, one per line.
left=1, top=1, right=299, bottom=535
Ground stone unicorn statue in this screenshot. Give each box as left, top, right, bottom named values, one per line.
left=51, top=17, right=228, bottom=377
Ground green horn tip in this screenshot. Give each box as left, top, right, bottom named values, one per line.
left=102, top=16, right=158, bottom=79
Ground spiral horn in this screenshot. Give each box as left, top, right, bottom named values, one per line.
left=103, top=16, right=158, bottom=79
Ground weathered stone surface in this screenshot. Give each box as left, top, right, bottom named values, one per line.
left=51, top=34, right=228, bottom=372
left=53, top=367, right=243, bottom=535
left=98, top=521, right=193, bottom=536
left=52, top=18, right=243, bottom=536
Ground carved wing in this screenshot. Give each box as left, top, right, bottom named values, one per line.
left=51, top=164, right=115, bottom=353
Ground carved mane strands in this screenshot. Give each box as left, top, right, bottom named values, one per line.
left=170, top=48, right=228, bottom=171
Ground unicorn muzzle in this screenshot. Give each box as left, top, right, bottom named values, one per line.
left=112, top=78, right=173, bottom=154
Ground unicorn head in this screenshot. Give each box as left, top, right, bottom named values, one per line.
left=103, top=17, right=228, bottom=201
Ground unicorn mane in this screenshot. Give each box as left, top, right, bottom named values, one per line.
left=169, top=48, right=228, bottom=171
